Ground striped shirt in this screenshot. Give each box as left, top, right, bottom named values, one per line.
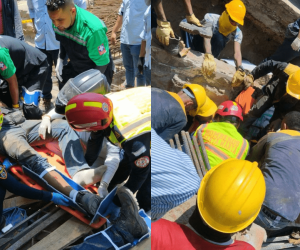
left=151, top=129, right=200, bottom=221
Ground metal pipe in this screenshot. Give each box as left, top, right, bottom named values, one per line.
left=192, top=135, right=206, bottom=177
left=197, top=131, right=211, bottom=170
left=174, top=134, right=182, bottom=151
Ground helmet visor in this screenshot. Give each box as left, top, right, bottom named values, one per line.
left=57, top=78, right=82, bottom=105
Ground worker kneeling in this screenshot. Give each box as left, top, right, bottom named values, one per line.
left=152, top=159, right=266, bottom=250
left=65, top=92, right=151, bottom=211
left=194, top=100, right=249, bottom=169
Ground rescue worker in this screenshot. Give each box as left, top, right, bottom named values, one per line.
left=247, top=111, right=300, bottom=237
left=194, top=100, right=249, bottom=169
left=46, top=0, right=114, bottom=89
left=0, top=35, right=48, bottom=119
left=184, top=96, right=218, bottom=133
left=38, top=69, right=120, bottom=200
left=151, top=84, right=207, bottom=141
left=239, top=61, right=300, bottom=139
left=153, top=0, right=202, bottom=46
left=152, top=158, right=266, bottom=250
left=65, top=91, right=151, bottom=211
left=0, top=107, right=107, bottom=217
left=179, top=0, right=247, bottom=85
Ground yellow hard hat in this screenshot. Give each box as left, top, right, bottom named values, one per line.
left=196, top=96, right=218, bottom=117
left=225, top=0, right=246, bottom=26
left=198, top=158, right=265, bottom=234
left=287, top=69, right=300, bottom=100
left=183, top=83, right=206, bottom=117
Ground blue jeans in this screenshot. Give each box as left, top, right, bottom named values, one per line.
left=121, top=43, right=145, bottom=87
left=37, top=48, right=59, bottom=100
left=0, top=119, right=90, bottom=177
left=144, top=66, right=151, bottom=86
left=260, top=38, right=300, bottom=64
left=254, top=206, right=291, bottom=233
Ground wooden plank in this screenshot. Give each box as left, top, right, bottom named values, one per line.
left=3, top=197, right=39, bottom=209
left=28, top=217, right=93, bottom=250
left=6, top=209, right=67, bottom=250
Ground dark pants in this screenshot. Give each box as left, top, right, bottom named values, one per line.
left=71, top=225, right=134, bottom=250
left=109, top=132, right=151, bottom=211
left=37, top=48, right=59, bottom=100
left=260, top=38, right=300, bottom=64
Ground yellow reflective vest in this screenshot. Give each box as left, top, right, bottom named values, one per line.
left=195, top=122, right=249, bottom=169
left=106, top=86, right=151, bottom=146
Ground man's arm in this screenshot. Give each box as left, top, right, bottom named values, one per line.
left=251, top=60, right=288, bottom=81
left=246, top=134, right=269, bottom=163
left=233, top=41, right=242, bottom=68
left=6, top=74, right=19, bottom=107
left=153, top=0, right=167, bottom=21
left=111, top=15, right=123, bottom=46
left=85, top=131, right=105, bottom=166
left=182, top=0, right=193, bottom=16
left=203, top=37, right=212, bottom=54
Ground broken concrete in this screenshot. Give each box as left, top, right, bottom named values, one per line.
left=152, top=38, right=243, bottom=105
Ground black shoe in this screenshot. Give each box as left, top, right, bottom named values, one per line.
left=76, top=191, right=102, bottom=216
left=113, top=186, right=148, bottom=239
left=42, top=98, right=54, bottom=114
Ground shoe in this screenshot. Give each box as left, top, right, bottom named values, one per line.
left=76, top=191, right=102, bottom=216
left=179, top=20, right=213, bottom=38
left=113, top=186, right=148, bottom=239
left=42, top=98, right=54, bottom=114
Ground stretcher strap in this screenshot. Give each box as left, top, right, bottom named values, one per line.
left=102, top=231, right=119, bottom=250
left=39, top=166, right=56, bottom=178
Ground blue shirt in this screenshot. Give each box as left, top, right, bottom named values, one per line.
left=140, top=6, right=151, bottom=69
left=248, top=130, right=300, bottom=221
left=118, top=0, right=148, bottom=45
left=151, top=129, right=200, bottom=221
left=27, top=0, right=86, bottom=50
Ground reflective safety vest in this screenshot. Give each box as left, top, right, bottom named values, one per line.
left=106, top=87, right=151, bottom=146
left=195, top=122, right=249, bottom=169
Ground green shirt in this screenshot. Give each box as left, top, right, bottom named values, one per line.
left=53, top=5, right=110, bottom=68
left=0, top=47, right=16, bottom=79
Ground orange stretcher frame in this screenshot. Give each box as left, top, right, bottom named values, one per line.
left=0, top=145, right=106, bottom=229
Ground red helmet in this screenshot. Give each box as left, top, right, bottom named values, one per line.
left=216, top=101, right=243, bottom=121
left=65, top=93, right=113, bottom=132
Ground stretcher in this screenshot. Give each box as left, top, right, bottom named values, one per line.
left=0, top=145, right=110, bottom=229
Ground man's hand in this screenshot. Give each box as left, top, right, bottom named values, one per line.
left=244, top=74, right=254, bottom=89
left=137, top=57, right=145, bottom=75
left=186, top=14, right=202, bottom=27
left=156, top=19, right=175, bottom=46
left=39, top=115, right=51, bottom=140
left=51, top=192, right=71, bottom=206
left=291, top=37, right=300, bottom=51
left=202, top=53, right=216, bottom=76
left=269, top=119, right=282, bottom=132
left=231, top=68, right=246, bottom=87
left=98, top=181, right=109, bottom=199
left=110, top=32, right=117, bottom=46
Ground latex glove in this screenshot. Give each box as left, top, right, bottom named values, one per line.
left=186, top=13, right=202, bottom=27
left=39, top=115, right=51, bottom=140
left=202, top=53, right=216, bottom=76
left=291, top=37, right=300, bottom=51
left=98, top=181, right=109, bottom=199
left=55, top=58, right=63, bottom=82
left=244, top=74, right=254, bottom=89
left=137, top=57, right=145, bottom=75
left=156, top=19, right=175, bottom=46
left=231, top=69, right=246, bottom=87
left=51, top=192, right=71, bottom=206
